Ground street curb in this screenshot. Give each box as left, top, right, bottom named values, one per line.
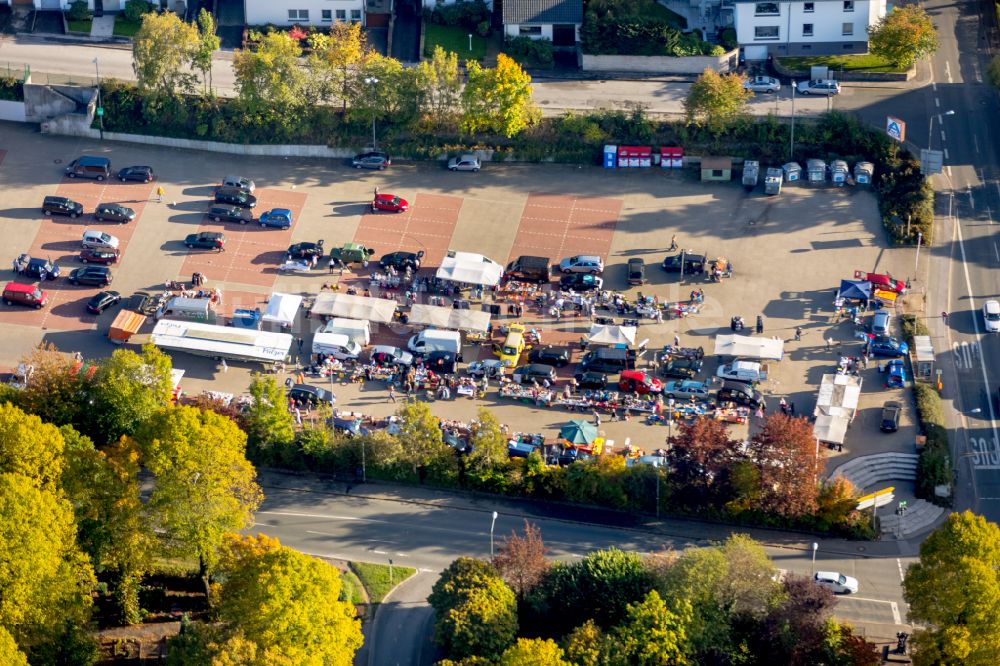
left=15, top=31, right=131, bottom=48
left=364, top=570, right=428, bottom=666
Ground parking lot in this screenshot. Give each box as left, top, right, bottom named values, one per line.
left=0, top=122, right=918, bottom=472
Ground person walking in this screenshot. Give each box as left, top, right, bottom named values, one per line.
left=156, top=186, right=165, bottom=203
left=826, top=337, right=834, bottom=350
left=756, top=315, right=764, bottom=334
left=673, top=333, right=680, bottom=347
left=794, top=326, right=802, bottom=341
left=387, top=384, right=396, bottom=403
left=220, top=358, right=228, bottom=373
left=669, top=234, right=678, bottom=251
left=593, top=410, right=602, bottom=427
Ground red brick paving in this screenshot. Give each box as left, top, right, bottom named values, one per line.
left=180, top=188, right=306, bottom=289
left=508, top=193, right=622, bottom=263
left=353, top=193, right=463, bottom=267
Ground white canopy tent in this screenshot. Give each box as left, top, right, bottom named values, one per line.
left=587, top=324, right=637, bottom=347
left=813, top=374, right=862, bottom=445
left=714, top=334, right=784, bottom=361
left=813, top=414, right=850, bottom=446
left=310, top=293, right=397, bottom=323
left=261, top=293, right=303, bottom=327
left=408, top=304, right=491, bottom=333
left=435, top=251, right=504, bottom=287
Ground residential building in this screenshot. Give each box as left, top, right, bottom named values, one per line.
left=244, top=0, right=367, bottom=27
left=502, top=0, right=582, bottom=47
left=734, top=0, right=887, bottom=59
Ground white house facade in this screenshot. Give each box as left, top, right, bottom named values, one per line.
left=244, top=0, right=366, bottom=27
left=734, top=0, right=887, bottom=59
left=502, top=0, right=581, bottom=47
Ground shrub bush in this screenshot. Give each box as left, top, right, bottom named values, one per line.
left=503, top=36, right=554, bottom=67
left=67, top=0, right=91, bottom=21
left=432, top=0, right=491, bottom=30
left=123, top=0, right=154, bottom=22
left=0, top=75, right=24, bottom=102
left=913, top=382, right=952, bottom=505
left=900, top=313, right=930, bottom=347
left=719, top=28, right=738, bottom=51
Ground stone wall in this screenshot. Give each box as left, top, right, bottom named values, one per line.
left=581, top=50, right=738, bottom=74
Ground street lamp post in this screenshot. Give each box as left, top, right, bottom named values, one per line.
left=789, top=81, right=796, bottom=161
left=928, top=109, right=955, bottom=151
left=811, top=542, right=818, bottom=575
left=93, top=57, right=104, bottom=140
left=364, top=76, right=379, bottom=149
left=490, top=511, right=499, bottom=557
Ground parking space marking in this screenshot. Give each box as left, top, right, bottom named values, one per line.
left=353, top=193, right=463, bottom=267
left=509, top=193, right=621, bottom=264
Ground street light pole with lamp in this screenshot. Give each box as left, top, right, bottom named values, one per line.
left=789, top=81, right=797, bottom=161
left=811, top=542, right=818, bottom=575
left=490, top=511, right=499, bottom=557
left=364, top=76, right=379, bottom=149
left=92, top=57, right=104, bottom=140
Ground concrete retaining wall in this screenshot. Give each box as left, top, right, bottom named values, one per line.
left=0, top=100, right=26, bottom=123
left=581, top=50, right=738, bottom=74
left=772, top=59, right=914, bottom=82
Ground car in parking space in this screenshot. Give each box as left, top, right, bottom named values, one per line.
left=185, top=232, right=226, bottom=251
left=662, top=252, right=707, bottom=273
left=287, top=241, right=324, bottom=260
left=871, top=309, right=891, bottom=336
left=214, top=187, right=257, bottom=208
left=559, top=273, right=603, bottom=291
left=86, top=290, right=121, bottom=314
left=221, top=175, right=255, bottom=192
left=94, top=203, right=136, bottom=224
left=288, top=384, right=335, bottom=406
left=79, top=247, right=120, bottom=265
left=207, top=205, right=253, bottom=225
left=380, top=251, right=424, bottom=271
left=15, top=255, right=60, bottom=280
left=370, top=345, right=414, bottom=368
left=868, top=335, right=909, bottom=358
left=627, top=258, right=646, bottom=285
left=372, top=194, right=409, bottom=213
left=880, top=401, right=902, bottom=432
left=663, top=380, right=710, bottom=400
left=352, top=151, right=391, bottom=170
left=259, top=208, right=293, bottom=229
left=68, top=265, right=113, bottom=286
left=619, top=370, right=662, bottom=394
left=574, top=371, right=608, bottom=389
left=81, top=229, right=120, bottom=251
left=42, top=195, right=84, bottom=218
left=117, top=166, right=155, bottom=183
left=984, top=300, right=1000, bottom=332
left=527, top=346, right=571, bottom=367
left=512, top=363, right=557, bottom=384
left=426, top=350, right=458, bottom=374
left=660, top=357, right=703, bottom=380
left=743, top=75, right=781, bottom=93
left=448, top=154, right=481, bottom=172
left=717, top=380, right=765, bottom=408
left=796, top=79, right=841, bottom=96
left=467, top=359, right=503, bottom=378
left=559, top=255, right=604, bottom=274
left=813, top=571, right=858, bottom=595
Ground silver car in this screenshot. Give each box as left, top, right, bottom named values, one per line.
left=448, top=154, right=481, bottom=172
left=796, top=79, right=841, bottom=96
left=744, top=75, right=781, bottom=93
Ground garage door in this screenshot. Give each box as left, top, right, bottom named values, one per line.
left=40, top=0, right=62, bottom=8
left=743, top=45, right=769, bottom=61
left=552, top=24, right=576, bottom=47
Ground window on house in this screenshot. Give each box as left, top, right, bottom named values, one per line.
left=843, top=0, right=854, bottom=11
left=712, top=169, right=724, bottom=178
left=842, top=22, right=853, bottom=36
left=754, top=25, right=780, bottom=40
left=754, top=2, right=780, bottom=15
left=350, top=9, right=362, bottom=21
left=336, top=9, right=346, bottom=20
left=322, top=9, right=332, bottom=21
left=519, top=25, right=543, bottom=35
left=802, top=23, right=813, bottom=36
left=288, top=9, right=308, bottom=20
left=802, top=44, right=812, bottom=49
left=804, top=2, right=814, bottom=11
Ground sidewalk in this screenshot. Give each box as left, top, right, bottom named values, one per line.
left=90, top=13, right=114, bottom=39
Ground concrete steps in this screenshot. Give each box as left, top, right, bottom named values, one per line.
left=829, top=452, right=918, bottom=490
left=879, top=499, right=946, bottom=538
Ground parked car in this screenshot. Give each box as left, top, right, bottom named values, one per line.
left=94, top=203, right=136, bottom=224
left=370, top=345, right=414, bottom=368
left=797, top=79, right=841, bottom=96
left=372, top=194, right=409, bottom=213
left=574, top=371, right=608, bottom=389
left=868, top=335, right=909, bottom=358
left=559, top=273, right=603, bottom=291
left=559, top=255, right=604, bottom=274
left=379, top=251, right=424, bottom=271
left=871, top=309, right=892, bottom=336
left=512, top=363, right=557, bottom=384
left=352, top=151, right=391, bottom=170
left=86, top=290, right=121, bottom=314
left=81, top=229, right=120, bottom=250
left=42, top=195, right=83, bottom=218
left=663, top=380, right=710, bottom=400
left=185, top=231, right=225, bottom=250
left=660, top=357, right=703, bottom=380
left=288, top=384, right=335, bottom=406
left=207, top=205, right=253, bottom=224
left=221, top=175, right=255, bottom=192
left=214, top=187, right=257, bottom=208
left=426, top=350, right=458, bottom=374
left=3, top=282, right=48, bottom=308
left=984, top=300, right=1000, bottom=333
left=716, top=380, right=765, bottom=408
left=880, top=401, right=902, bottom=432
left=467, top=359, right=503, bottom=378
left=813, top=571, right=858, bottom=594
left=117, top=166, right=155, bottom=182
left=862, top=272, right=906, bottom=294
left=619, top=370, right=662, bottom=394
left=448, top=154, right=481, bottom=172
left=744, top=75, right=781, bottom=93
left=662, top=252, right=707, bottom=273
left=16, top=255, right=60, bottom=280
left=287, top=241, right=324, bottom=260
left=627, top=258, right=646, bottom=285
left=68, top=266, right=113, bottom=286
left=259, top=208, right=293, bottom=229
left=79, top=247, right=120, bottom=265
left=528, top=346, right=571, bottom=367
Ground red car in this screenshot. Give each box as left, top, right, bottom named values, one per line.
left=860, top=271, right=906, bottom=294
left=372, top=193, right=409, bottom=213
left=79, top=248, right=120, bottom=265
left=618, top=370, right=663, bottom=394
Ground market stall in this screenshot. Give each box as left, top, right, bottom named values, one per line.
left=310, top=292, right=398, bottom=323
left=435, top=251, right=504, bottom=287
left=262, top=292, right=303, bottom=328
left=813, top=373, right=862, bottom=447
left=587, top=324, right=637, bottom=347
left=713, top=334, right=784, bottom=361
left=408, top=303, right=491, bottom=333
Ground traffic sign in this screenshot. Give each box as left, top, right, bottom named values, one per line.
left=856, top=487, right=895, bottom=511
left=920, top=149, right=943, bottom=175
left=96, top=107, right=104, bottom=117
left=886, top=116, right=905, bottom=142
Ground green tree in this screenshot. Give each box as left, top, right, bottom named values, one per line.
left=468, top=407, right=509, bottom=473
left=396, top=401, right=451, bottom=478
left=233, top=31, right=313, bottom=116
left=311, top=21, right=368, bottom=110
left=563, top=620, right=614, bottom=666
left=193, top=8, right=221, bottom=93
left=462, top=54, right=539, bottom=138
left=136, top=405, right=263, bottom=576
left=903, top=511, right=1000, bottom=665
left=351, top=54, right=423, bottom=131
left=683, top=68, right=752, bottom=134
left=0, top=402, right=66, bottom=491
left=499, top=637, right=571, bottom=666
left=612, top=590, right=692, bottom=666
left=16, top=344, right=85, bottom=426
left=868, top=6, right=938, bottom=69
left=415, top=45, right=462, bottom=122
left=132, top=11, right=199, bottom=95
left=243, top=374, right=295, bottom=457
left=436, top=573, right=518, bottom=660
left=430, top=557, right=499, bottom=612
left=85, top=343, right=174, bottom=443
left=0, top=626, right=28, bottom=666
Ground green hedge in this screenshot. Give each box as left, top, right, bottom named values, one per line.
left=913, top=383, right=952, bottom=506
left=0, top=75, right=24, bottom=101
left=900, top=313, right=930, bottom=347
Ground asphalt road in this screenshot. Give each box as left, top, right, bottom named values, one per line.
left=254, top=471, right=915, bottom=665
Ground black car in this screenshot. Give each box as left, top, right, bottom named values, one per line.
left=426, top=350, right=457, bottom=374
left=185, top=231, right=225, bottom=250
left=352, top=151, right=391, bottom=170
left=716, top=381, right=764, bottom=408
left=15, top=255, right=60, bottom=280
left=660, top=357, right=703, bottom=380
left=512, top=363, right=557, bottom=384
left=42, top=195, right=83, bottom=218
left=207, top=205, right=253, bottom=224
left=574, top=371, right=608, bottom=389
left=559, top=273, right=603, bottom=292
left=662, top=252, right=707, bottom=273
left=68, top=266, right=113, bottom=286
left=380, top=251, right=424, bottom=271
left=627, top=258, right=646, bottom=285
left=288, top=384, right=336, bottom=406
left=880, top=401, right=902, bottom=432
left=117, top=166, right=155, bottom=183
left=288, top=242, right=324, bottom=260
left=528, top=346, right=571, bottom=367
left=86, top=290, right=121, bottom=314
left=94, top=203, right=136, bottom=224
left=214, top=187, right=257, bottom=209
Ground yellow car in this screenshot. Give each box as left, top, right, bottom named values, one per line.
left=495, top=324, right=526, bottom=367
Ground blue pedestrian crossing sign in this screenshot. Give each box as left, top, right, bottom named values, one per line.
left=886, top=116, right=905, bottom=142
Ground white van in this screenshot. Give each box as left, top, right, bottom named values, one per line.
left=82, top=229, right=120, bottom=250
left=160, top=297, right=215, bottom=322
left=407, top=329, right=462, bottom=358
left=716, top=360, right=768, bottom=384
left=321, top=318, right=371, bottom=347
left=312, top=332, right=362, bottom=360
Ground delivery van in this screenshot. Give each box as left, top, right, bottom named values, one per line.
left=715, top=360, right=768, bottom=384
left=407, top=329, right=462, bottom=359
left=504, top=256, right=551, bottom=283
left=312, top=332, right=362, bottom=361
left=495, top=323, right=525, bottom=367
left=321, top=318, right=371, bottom=347
left=160, top=297, right=215, bottom=322
left=65, top=155, right=112, bottom=181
